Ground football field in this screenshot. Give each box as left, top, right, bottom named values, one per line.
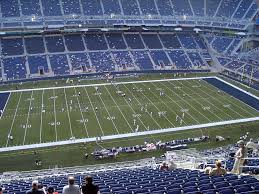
left=0, top=77, right=259, bottom=149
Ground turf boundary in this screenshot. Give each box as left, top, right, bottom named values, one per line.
left=0, top=76, right=215, bottom=93
left=0, top=117, right=259, bottom=153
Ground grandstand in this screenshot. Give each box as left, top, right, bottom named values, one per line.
left=0, top=0, right=259, bottom=193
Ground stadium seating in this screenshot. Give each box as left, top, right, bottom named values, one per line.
left=0, top=0, right=257, bottom=29
left=0, top=32, right=211, bottom=80
left=2, top=167, right=259, bottom=194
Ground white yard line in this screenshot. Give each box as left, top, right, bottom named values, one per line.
left=83, top=87, right=104, bottom=136
left=53, top=89, right=58, bottom=141
left=178, top=80, right=234, bottom=120
left=39, top=90, right=44, bottom=143
left=151, top=82, right=199, bottom=125
left=131, top=82, right=175, bottom=127
left=0, top=76, right=216, bottom=94
left=1, top=117, right=259, bottom=152
left=5, top=92, right=23, bottom=147
left=73, top=87, right=89, bottom=138
left=63, top=88, right=73, bottom=138
left=0, top=92, right=11, bottom=119
left=172, top=80, right=223, bottom=121
left=104, top=85, right=134, bottom=133
left=196, top=80, right=247, bottom=118
left=122, top=84, right=162, bottom=129
left=139, top=82, right=182, bottom=126
left=202, top=79, right=257, bottom=117
left=120, top=90, right=148, bottom=131
left=97, top=90, right=120, bottom=134
left=23, top=91, right=34, bottom=145
left=160, top=81, right=212, bottom=122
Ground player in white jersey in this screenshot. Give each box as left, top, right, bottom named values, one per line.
left=133, top=119, right=136, bottom=126
left=135, top=125, right=139, bottom=133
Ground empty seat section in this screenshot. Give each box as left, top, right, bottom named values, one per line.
left=45, top=36, right=65, bottom=53
left=194, top=36, right=207, bottom=49
left=25, top=37, right=45, bottom=54
left=81, top=0, right=103, bottom=15
left=89, top=52, right=115, bottom=72
left=61, top=0, right=81, bottom=15
left=171, top=0, right=193, bottom=16
left=41, top=0, right=62, bottom=16
left=20, top=0, right=42, bottom=16
left=233, top=0, right=253, bottom=19
left=155, top=0, right=174, bottom=16
left=124, top=34, right=145, bottom=49
left=28, top=55, right=49, bottom=74
left=0, top=0, right=20, bottom=17
left=3, top=57, right=27, bottom=79
left=106, top=34, right=127, bottom=49
left=102, top=0, right=121, bottom=15
left=64, top=34, right=85, bottom=51
left=49, top=54, right=70, bottom=75
left=159, top=34, right=181, bottom=49
left=150, top=50, right=171, bottom=67
left=112, top=51, right=134, bottom=68
left=178, top=34, right=198, bottom=49
left=120, top=0, right=140, bottom=15
left=205, top=0, right=221, bottom=16
left=244, top=3, right=258, bottom=19
left=131, top=51, right=153, bottom=70
left=189, top=0, right=205, bottom=16
left=2, top=38, right=24, bottom=56
left=216, top=0, right=240, bottom=18
left=69, top=53, right=90, bottom=71
left=138, top=0, right=158, bottom=15
left=84, top=34, right=108, bottom=50
left=226, top=39, right=241, bottom=54
left=211, top=37, right=233, bottom=53
left=187, top=52, right=207, bottom=67
left=167, top=50, right=192, bottom=69
left=142, top=34, right=163, bottom=49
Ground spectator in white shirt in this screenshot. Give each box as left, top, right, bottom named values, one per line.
left=62, top=176, right=80, bottom=194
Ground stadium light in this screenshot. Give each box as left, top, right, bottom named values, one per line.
left=31, top=15, right=36, bottom=22
left=235, top=32, right=246, bottom=36
left=101, top=28, right=109, bottom=31
left=111, top=13, right=115, bottom=18
left=174, top=27, right=182, bottom=31
left=193, top=28, right=202, bottom=33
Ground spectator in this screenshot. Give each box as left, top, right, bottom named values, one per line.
left=38, top=184, right=46, bottom=194
left=159, top=161, right=169, bottom=171
left=232, top=140, right=248, bottom=174
left=168, top=160, right=177, bottom=170
left=204, top=166, right=212, bottom=174
left=209, top=161, right=227, bottom=176
left=62, top=176, right=80, bottom=194
left=81, top=175, right=100, bottom=194
left=26, top=180, right=44, bottom=194
left=0, top=187, right=5, bottom=194
left=47, top=186, right=58, bottom=194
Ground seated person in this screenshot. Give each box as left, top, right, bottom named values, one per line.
left=209, top=161, right=227, bottom=176
left=204, top=166, right=212, bottom=174
left=159, top=161, right=169, bottom=171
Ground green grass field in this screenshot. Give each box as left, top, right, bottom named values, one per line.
left=1, top=76, right=259, bottom=149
